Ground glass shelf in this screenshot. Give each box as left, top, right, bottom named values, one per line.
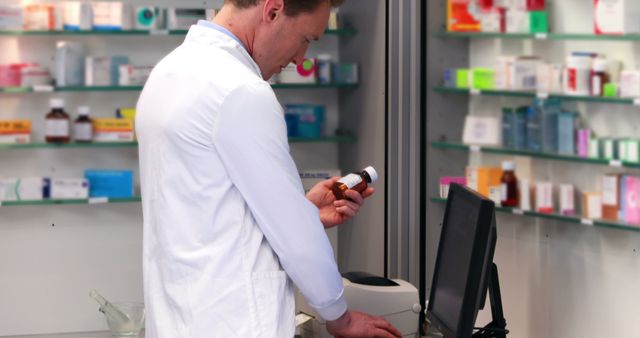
left=434, top=31, right=640, bottom=41
left=430, top=197, right=640, bottom=232
left=0, top=27, right=356, bottom=36
left=0, top=83, right=358, bottom=93
left=0, top=196, right=141, bottom=207
left=433, top=86, right=638, bottom=105
left=0, top=136, right=356, bottom=150
left=431, top=141, right=640, bottom=169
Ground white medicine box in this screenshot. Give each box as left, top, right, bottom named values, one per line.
left=595, top=0, right=640, bottom=35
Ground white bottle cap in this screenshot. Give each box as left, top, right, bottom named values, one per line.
left=78, top=106, right=91, bottom=116
left=502, top=161, right=515, bottom=171
left=50, top=98, right=65, bottom=109
left=363, top=166, right=378, bottom=183
left=317, top=54, right=332, bottom=61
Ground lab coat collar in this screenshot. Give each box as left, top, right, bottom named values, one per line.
left=185, top=24, right=263, bottom=79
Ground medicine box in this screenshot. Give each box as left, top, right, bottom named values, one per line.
left=447, top=0, right=481, bottom=32
left=559, top=184, right=575, bottom=216
left=134, top=6, right=165, bottom=31
left=93, top=118, right=134, bottom=142
left=333, top=63, right=358, bottom=85
left=621, top=175, right=640, bottom=224
left=24, top=4, right=56, bottom=31
left=535, top=182, right=554, bottom=214
left=466, top=167, right=502, bottom=198
left=56, top=41, right=85, bottom=87
left=48, top=178, right=89, bottom=199
left=119, top=65, right=153, bottom=86
left=284, top=105, right=325, bottom=138
left=84, top=170, right=134, bottom=198
left=439, top=177, right=467, bottom=198
left=62, top=2, right=92, bottom=31
left=0, top=5, right=23, bottom=30
left=456, top=69, right=470, bottom=89
left=471, top=68, right=495, bottom=90
left=594, top=0, right=640, bottom=35
left=583, top=192, right=602, bottom=219
left=167, top=8, right=207, bottom=30
left=86, top=56, right=129, bottom=86
left=279, top=60, right=317, bottom=84
left=92, top=2, right=131, bottom=31
left=0, top=120, right=31, bottom=144
left=0, top=178, right=44, bottom=201
left=463, top=116, right=501, bottom=146
left=602, top=174, right=620, bottom=221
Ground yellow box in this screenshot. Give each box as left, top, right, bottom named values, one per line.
left=466, top=167, right=503, bottom=198
left=93, top=118, right=133, bottom=132
left=0, top=120, right=31, bottom=134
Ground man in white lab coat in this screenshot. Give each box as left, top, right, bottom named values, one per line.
left=136, top=0, right=401, bottom=337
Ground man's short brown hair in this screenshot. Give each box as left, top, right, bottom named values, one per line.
left=225, top=0, right=345, bottom=16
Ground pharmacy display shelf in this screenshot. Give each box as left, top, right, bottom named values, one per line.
left=0, top=196, right=141, bottom=207
left=430, top=197, right=640, bottom=233
left=0, top=83, right=359, bottom=93
left=0, top=27, right=357, bottom=37
left=431, top=141, right=640, bottom=169
left=434, top=31, right=640, bottom=42
left=0, top=136, right=357, bottom=151
left=433, top=86, right=639, bottom=105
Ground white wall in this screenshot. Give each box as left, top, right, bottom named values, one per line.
left=0, top=0, right=348, bottom=335
left=465, top=1, right=640, bottom=336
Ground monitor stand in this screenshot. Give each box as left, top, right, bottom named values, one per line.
left=472, top=263, right=508, bottom=338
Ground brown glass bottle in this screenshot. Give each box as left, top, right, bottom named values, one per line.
left=74, top=106, right=93, bottom=143
left=331, top=166, right=378, bottom=200
left=500, top=161, right=518, bottom=207
left=45, top=98, right=70, bottom=144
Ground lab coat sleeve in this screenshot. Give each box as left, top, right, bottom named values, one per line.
left=213, top=81, right=347, bottom=321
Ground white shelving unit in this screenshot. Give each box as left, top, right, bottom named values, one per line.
left=0, top=0, right=365, bottom=335
left=426, top=1, right=640, bottom=337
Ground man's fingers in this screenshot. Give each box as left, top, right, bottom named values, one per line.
left=336, top=205, right=357, bottom=217
left=375, top=319, right=402, bottom=338
left=344, top=189, right=365, bottom=205
left=362, top=187, right=375, bottom=199
left=374, top=328, right=400, bottom=338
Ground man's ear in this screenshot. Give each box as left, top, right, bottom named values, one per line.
left=262, top=0, right=285, bottom=23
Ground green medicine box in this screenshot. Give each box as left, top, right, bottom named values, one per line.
left=471, top=68, right=495, bottom=90
left=603, top=83, right=618, bottom=97
left=456, top=69, right=470, bottom=89
left=530, top=11, right=548, bottom=33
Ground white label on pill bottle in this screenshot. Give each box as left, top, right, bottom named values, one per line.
left=338, top=173, right=362, bottom=189
left=45, top=119, right=70, bottom=137
left=74, top=123, right=93, bottom=141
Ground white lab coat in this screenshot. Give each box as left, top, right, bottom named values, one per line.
left=136, top=24, right=347, bottom=338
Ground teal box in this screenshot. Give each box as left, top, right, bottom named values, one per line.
left=530, top=11, right=548, bottom=33
left=333, top=63, right=358, bottom=84
left=84, top=170, right=134, bottom=198
left=284, top=105, right=325, bottom=138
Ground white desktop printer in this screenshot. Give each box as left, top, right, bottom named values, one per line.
left=296, top=272, right=422, bottom=338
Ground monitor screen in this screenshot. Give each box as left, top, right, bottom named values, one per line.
left=427, top=183, right=497, bottom=338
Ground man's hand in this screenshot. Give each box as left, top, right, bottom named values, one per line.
left=306, top=177, right=375, bottom=229
left=326, top=310, right=402, bottom=338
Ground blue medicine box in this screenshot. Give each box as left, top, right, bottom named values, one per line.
left=556, top=112, right=576, bottom=155
left=284, top=105, right=325, bottom=138
left=84, top=170, right=134, bottom=198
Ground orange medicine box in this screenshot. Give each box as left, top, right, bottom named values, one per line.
left=93, top=118, right=134, bottom=142
left=602, top=174, right=621, bottom=221
left=447, top=0, right=481, bottom=32
left=0, top=119, right=31, bottom=144
left=466, top=166, right=502, bottom=198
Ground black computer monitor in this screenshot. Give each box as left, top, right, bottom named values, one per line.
left=426, top=183, right=506, bottom=338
